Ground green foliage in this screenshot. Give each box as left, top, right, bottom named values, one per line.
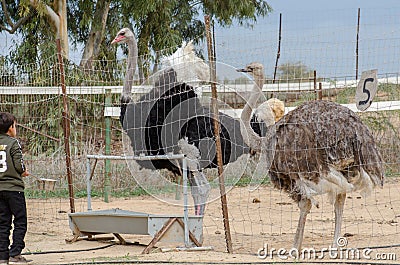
left=335, top=87, right=354, bottom=104
left=117, top=0, right=272, bottom=78
left=111, top=187, right=149, bottom=197
left=67, top=0, right=95, bottom=43
left=2, top=0, right=273, bottom=80
left=234, top=174, right=270, bottom=187
left=359, top=110, right=400, bottom=177
left=25, top=186, right=149, bottom=199
left=376, top=83, right=400, bottom=101
left=202, top=0, right=272, bottom=26
left=0, top=56, right=17, bottom=85
left=25, top=188, right=75, bottom=199
left=333, top=81, right=399, bottom=105
left=19, top=0, right=48, bottom=17
left=0, top=92, right=112, bottom=156
left=277, top=61, right=315, bottom=82
left=288, top=92, right=317, bottom=107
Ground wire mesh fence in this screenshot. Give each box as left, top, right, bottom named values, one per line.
left=0, top=6, right=399, bottom=263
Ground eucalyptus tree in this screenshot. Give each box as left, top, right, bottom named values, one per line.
left=117, top=0, right=273, bottom=81
left=277, top=61, right=315, bottom=82
left=2, top=0, right=272, bottom=76
left=1, top=0, right=68, bottom=61
left=67, top=0, right=111, bottom=69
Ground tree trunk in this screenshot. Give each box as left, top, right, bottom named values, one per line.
left=58, top=0, right=68, bottom=58
left=29, top=0, right=69, bottom=58
left=152, top=52, right=160, bottom=74
left=79, top=0, right=111, bottom=69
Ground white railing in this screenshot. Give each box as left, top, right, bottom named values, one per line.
left=105, top=100, right=400, bottom=119
left=1, top=76, right=399, bottom=95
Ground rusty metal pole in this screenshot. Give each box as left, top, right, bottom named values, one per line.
left=313, top=70, right=317, bottom=100
left=356, top=8, right=360, bottom=80
left=318, top=82, right=323, bottom=100
left=204, top=15, right=233, bottom=254
left=56, top=39, right=75, bottom=213
left=273, top=13, right=282, bottom=84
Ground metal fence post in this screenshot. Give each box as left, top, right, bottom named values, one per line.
left=104, top=89, right=112, bottom=202
left=86, top=157, right=92, bottom=211
left=182, top=157, right=189, bottom=247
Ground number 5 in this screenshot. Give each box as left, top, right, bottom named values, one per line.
left=356, top=69, right=378, bottom=111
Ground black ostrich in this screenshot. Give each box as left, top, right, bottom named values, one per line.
left=111, top=28, right=248, bottom=215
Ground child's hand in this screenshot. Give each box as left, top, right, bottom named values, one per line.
left=22, top=170, right=30, bottom=177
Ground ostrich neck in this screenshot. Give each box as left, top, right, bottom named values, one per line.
left=122, top=36, right=138, bottom=102
left=240, top=75, right=265, bottom=151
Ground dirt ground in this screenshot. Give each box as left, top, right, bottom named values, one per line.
left=23, top=177, right=400, bottom=265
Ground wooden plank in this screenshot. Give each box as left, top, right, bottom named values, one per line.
left=113, top=233, right=127, bottom=245
left=175, top=218, right=202, bottom=247
left=142, top=217, right=177, bottom=254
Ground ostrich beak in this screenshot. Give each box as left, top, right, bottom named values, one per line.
left=236, top=68, right=250, bottom=73
left=111, top=35, right=125, bottom=44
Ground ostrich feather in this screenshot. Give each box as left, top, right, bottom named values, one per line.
left=162, top=41, right=210, bottom=83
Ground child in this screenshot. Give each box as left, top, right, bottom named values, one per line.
left=0, top=112, right=32, bottom=265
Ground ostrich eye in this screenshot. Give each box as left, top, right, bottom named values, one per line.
left=120, top=32, right=125, bottom=36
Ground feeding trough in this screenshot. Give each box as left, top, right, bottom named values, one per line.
left=68, top=208, right=204, bottom=253
left=31, top=174, right=58, bottom=191
left=66, top=154, right=208, bottom=253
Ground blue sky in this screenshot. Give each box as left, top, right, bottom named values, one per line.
left=214, top=1, right=400, bottom=79
left=268, top=0, right=400, bottom=11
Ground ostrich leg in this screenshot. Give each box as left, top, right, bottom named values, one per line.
left=293, top=198, right=312, bottom=250
left=332, top=193, right=346, bottom=247
left=189, top=171, right=211, bottom=215
left=178, top=138, right=211, bottom=215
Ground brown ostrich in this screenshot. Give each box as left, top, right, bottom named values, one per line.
left=237, top=62, right=384, bottom=250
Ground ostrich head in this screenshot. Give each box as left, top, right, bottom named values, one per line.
left=267, top=98, right=285, bottom=122
left=236, top=62, right=265, bottom=82
left=254, top=98, right=285, bottom=126
left=111, top=28, right=135, bottom=44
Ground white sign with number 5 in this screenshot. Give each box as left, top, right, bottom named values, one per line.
left=355, top=69, right=378, bottom=111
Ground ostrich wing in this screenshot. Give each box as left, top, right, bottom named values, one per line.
left=123, top=68, right=182, bottom=173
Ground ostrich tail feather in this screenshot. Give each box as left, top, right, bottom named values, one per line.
left=162, top=41, right=210, bottom=83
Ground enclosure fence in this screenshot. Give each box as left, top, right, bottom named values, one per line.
left=0, top=6, right=399, bottom=262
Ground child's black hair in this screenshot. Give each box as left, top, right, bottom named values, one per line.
left=0, top=112, right=16, bottom=134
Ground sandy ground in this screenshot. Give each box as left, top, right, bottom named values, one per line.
left=23, top=177, right=400, bottom=264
